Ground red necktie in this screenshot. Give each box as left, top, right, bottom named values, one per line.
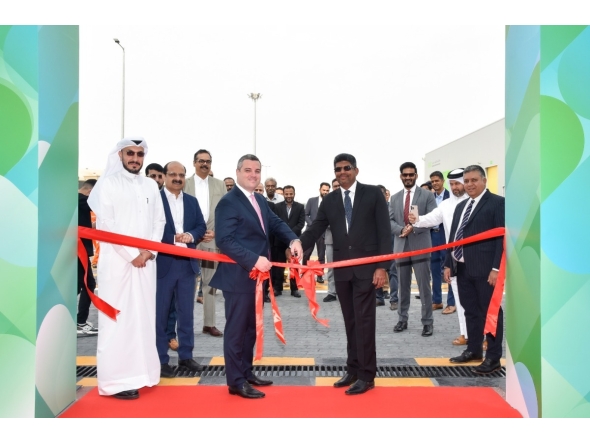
left=403, top=190, right=411, bottom=225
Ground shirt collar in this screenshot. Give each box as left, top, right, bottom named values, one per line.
left=163, top=187, right=183, bottom=200
left=194, top=174, right=209, bottom=184
left=235, top=182, right=256, bottom=198
left=469, top=188, right=487, bottom=204
left=342, top=180, right=358, bottom=195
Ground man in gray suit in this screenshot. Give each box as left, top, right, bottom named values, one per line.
left=390, top=162, right=437, bottom=336
left=303, top=182, right=331, bottom=278
left=184, top=149, right=227, bottom=337
left=323, top=178, right=340, bottom=302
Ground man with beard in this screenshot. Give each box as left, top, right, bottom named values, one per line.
left=322, top=178, right=340, bottom=303
left=271, top=185, right=305, bottom=298
left=224, top=177, right=235, bottom=192
left=145, top=163, right=165, bottom=190
left=303, top=182, right=331, bottom=274
left=157, top=161, right=207, bottom=378
left=184, top=149, right=227, bottom=337
left=265, top=177, right=284, bottom=203
left=390, top=162, right=437, bottom=337
left=409, top=168, right=469, bottom=346
left=88, top=138, right=166, bottom=400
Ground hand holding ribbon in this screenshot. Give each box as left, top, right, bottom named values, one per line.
left=289, top=257, right=329, bottom=327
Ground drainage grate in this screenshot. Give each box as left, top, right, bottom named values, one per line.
left=77, top=364, right=505, bottom=379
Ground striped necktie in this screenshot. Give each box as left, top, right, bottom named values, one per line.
left=453, top=199, right=475, bottom=260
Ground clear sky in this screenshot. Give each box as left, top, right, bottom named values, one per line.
left=6, top=1, right=586, bottom=203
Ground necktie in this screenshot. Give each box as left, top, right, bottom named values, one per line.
left=249, top=193, right=266, bottom=233
left=344, top=190, right=352, bottom=229
left=403, top=190, right=411, bottom=225
left=454, top=199, right=475, bottom=260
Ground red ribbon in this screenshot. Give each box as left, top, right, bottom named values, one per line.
left=249, top=269, right=286, bottom=360
left=78, top=226, right=506, bottom=346
left=77, top=235, right=120, bottom=320
left=289, top=258, right=329, bottom=327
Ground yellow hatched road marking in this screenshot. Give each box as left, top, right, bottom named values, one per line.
left=315, top=377, right=434, bottom=387
left=208, top=357, right=315, bottom=366
left=415, top=358, right=507, bottom=366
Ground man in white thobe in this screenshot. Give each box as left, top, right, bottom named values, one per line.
left=88, top=137, right=165, bottom=400
left=409, top=168, right=469, bottom=347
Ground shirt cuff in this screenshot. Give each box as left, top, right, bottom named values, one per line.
left=492, top=268, right=499, bottom=272
left=289, top=239, right=301, bottom=248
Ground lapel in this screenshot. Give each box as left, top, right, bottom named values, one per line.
left=466, top=189, right=490, bottom=226
left=235, top=187, right=266, bottom=234
left=334, top=188, right=346, bottom=227
left=349, top=182, right=364, bottom=229
left=411, top=186, right=421, bottom=205
left=182, top=192, right=190, bottom=229
left=160, top=190, right=174, bottom=234
left=398, top=189, right=408, bottom=221
left=208, top=176, right=215, bottom=205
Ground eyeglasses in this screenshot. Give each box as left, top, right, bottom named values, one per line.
left=124, top=150, right=145, bottom=157
left=334, top=165, right=354, bottom=173
left=167, top=173, right=186, bottom=179
left=196, top=159, right=212, bottom=165
left=148, top=174, right=163, bottom=179
left=401, top=173, right=416, bottom=178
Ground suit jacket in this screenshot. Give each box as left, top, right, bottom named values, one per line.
left=390, top=186, right=437, bottom=260
left=156, top=190, right=207, bottom=278
left=210, top=186, right=298, bottom=293
left=78, top=193, right=94, bottom=256
left=273, top=201, right=305, bottom=248
left=444, top=189, right=505, bottom=277
left=305, top=196, right=321, bottom=227
left=300, top=182, right=391, bottom=281
left=184, top=174, right=226, bottom=250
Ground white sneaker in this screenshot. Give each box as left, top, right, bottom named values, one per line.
left=77, top=322, right=98, bottom=335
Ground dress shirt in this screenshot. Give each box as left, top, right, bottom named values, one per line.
left=452, top=189, right=487, bottom=263
left=193, top=175, right=210, bottom=223
left=163, top=187, right=191, bottom=247
left=434, top=190, right=445, bottom=207
left=266, top=194, right=284, bottom=203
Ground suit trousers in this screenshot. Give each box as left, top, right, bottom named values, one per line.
left=325, top=244, right=337, bottom=296
left=271, top=246, right=297, bottom=292
left=223, top=290, right=257, bottom=387
left=303, top=236, right=326, bottom=265
left=156, top=258, right=197, bottom=364
left=199, top=245, right=219, bottom=327
left=397, top=243, right=433, bottom=325
left=335, top=275, right=377, bottom=382
left=77, top=257, right=96, bottom=324
left=456, top=262, right=503, bottom=361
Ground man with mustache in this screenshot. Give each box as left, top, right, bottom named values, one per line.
left=184, top=150, right=227, bottom=337
left=88, top=137, right=166, bottom=400
left=156, top=161, right=207, bottom=377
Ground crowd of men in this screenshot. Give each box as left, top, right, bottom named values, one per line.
left=79, top=137, right=504, bottom=400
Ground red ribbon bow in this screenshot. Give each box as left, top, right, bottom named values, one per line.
left=289, top=257, right=329, bottom=328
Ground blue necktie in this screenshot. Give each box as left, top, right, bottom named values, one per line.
left=344, top=190, right=352, bottom=230
left=454, top=199, right=475, bottom=260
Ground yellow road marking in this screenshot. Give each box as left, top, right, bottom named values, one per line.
left=209, top=357, right=314, bottom=366
left=76, top=356, right=97, bottom=366
left=158, top=378, right=200, bottom=386
left=77, top=378, right=98, bottom=386
left=415, top=358, right=507, bottom=366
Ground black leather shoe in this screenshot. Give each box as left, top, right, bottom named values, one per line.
left=393, top=321, right=407, bottom=332
left=178, top=358, right=203, bottom=372
left=247, top=374, right=273, bottom=386
left=333, top=373, right=358, bottom=388
left=274, top=290, right=283, bottom=296
left=263, top=295, right=271, bottom=303
left=160, top=363, right=175, bottom=378
left=228, top=382, right=265, bottom=399
left=316, top=276, right=324, bottom=283
left=376, top=300, right=385, bottom=306
left=113, top=389, right=139, bottom=400
left=471, top=358, right=501, bottom=374
left=390, top=302, right=398, bottom=310
left=291, top=291, right=301, bottom=298
left=421, top=325, right=433, bottom=336
left=345, top=380, right=375, bottom=395
left=450, top=350, right=484, bottom=363
left=323, top=294, right=337, bottom=302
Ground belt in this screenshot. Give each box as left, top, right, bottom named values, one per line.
left=431, top=228, right=440, bottom=232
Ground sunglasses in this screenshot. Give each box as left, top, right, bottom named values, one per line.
left=148, top=174, right=163, bottom=179
left=124, top=150, right=145, bottom=157
left=334, top=165, right=354, bottom=173
left=401, top=173, right=416, bottom=178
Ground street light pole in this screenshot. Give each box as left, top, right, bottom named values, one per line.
left=248, top=93, right=261, bottom=155
left=114, top=38, right=125, bottom=138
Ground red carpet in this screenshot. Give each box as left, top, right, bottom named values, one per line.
left=60, top=386, right=521, bottom=418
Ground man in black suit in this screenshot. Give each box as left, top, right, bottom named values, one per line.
left=444, top=165, right=505, bottom=374
left=300, top=154, right=391, bottom=395
left=271, top=185, right=306, bottom=298
left=303, top=182, right=331, bottom=275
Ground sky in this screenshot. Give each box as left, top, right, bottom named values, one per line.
left=7, top=1, right=589, bottom=204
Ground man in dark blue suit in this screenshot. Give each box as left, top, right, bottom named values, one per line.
left=156, top=161, right=207, bottom=378
left=210, top=154, right=303, bottom=399
left=430, top=171, right=456, bottom=313
left=444, top=165, right=505, bottom=374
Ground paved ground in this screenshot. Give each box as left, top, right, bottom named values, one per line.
left=77, top=279, right=506, bottom=364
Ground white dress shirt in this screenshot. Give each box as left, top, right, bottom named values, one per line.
left=194, top=175, right=210, bottom=223
left=163, top=187, right=191, bottom=247
left=341, top=180, right=358, bottom=232
left=452, top=189, right=487, bottom=263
